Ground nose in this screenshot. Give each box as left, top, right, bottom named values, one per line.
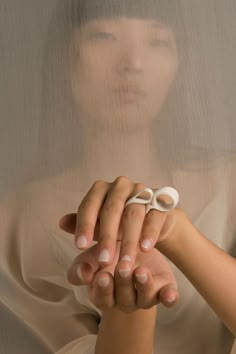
left=117, top=41, right=144, bottom=74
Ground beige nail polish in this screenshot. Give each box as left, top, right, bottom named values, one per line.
left=118, top=268, right=131, bottom=278
left=76, top=264, right=84, bottom=282
left=121, top=255, right=132, bottom=262
left=98, top=249, right=110, bottom=262
left=76, top=236, right=87, bottom=248
left=166, top=295, right=176, bottom=303
left=135, top=273, right=148, bottom=284
left=141, top=239, right=152, bottom=249
left=97, top=277, right=110, bottom=287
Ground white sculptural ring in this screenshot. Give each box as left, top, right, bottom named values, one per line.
left=124, top=187, right=179, bottom=215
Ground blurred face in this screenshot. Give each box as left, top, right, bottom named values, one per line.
left=69, top=17, right=178, bottom=130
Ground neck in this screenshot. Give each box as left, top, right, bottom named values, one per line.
left=78, top=123, right=170, bottom=186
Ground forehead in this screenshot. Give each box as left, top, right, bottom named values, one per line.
left=75, top=17, right=174, bottom=35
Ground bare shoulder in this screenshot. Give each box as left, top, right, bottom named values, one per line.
left=227, top=155, right=236, bottom=185
left=226, top=155, right=236, bottom=221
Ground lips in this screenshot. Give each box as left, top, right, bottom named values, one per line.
left=113, top=86, right=147, bottom=96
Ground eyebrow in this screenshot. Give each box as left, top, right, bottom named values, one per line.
left=150, top=22, right=166, bottom=29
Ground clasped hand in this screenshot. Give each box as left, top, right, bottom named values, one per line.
left=59, top=177, right=185, bottom=312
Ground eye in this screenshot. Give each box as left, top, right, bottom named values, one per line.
left=89, top=32, right=116, bottom=40
left=150, top=39, right=170, bottom=47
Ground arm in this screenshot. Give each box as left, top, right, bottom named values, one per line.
left=230, top=340, right=236, bottom=354
left=158, top=210, right=236, bottom=336
left=95, top=307, right=157, bottom=354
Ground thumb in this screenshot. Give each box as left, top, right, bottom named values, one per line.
left=158, top=283, right=179, bottom=309
left=67, top=245, right=100, bottom=285
left=67, top=262, right=95, bottom=285
left=59, top=213, right=100, bottom=241
left=59, top=213, right=77, bottom=234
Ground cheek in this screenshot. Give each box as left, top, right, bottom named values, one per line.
left=71, top=54, right=110, bottom=110
left=154, top=53, right=177, bottom=83
left=149, top=55, right=178, bottom=99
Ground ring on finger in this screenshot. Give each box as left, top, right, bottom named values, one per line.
left=125, top=186, right=179, bottom=214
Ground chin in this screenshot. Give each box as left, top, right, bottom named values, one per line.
left=94, top=112, right=154, bottom=132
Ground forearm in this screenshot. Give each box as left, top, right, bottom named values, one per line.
left=95, top=306, right=157, bottom=354
left=158, top=213, right=236, bottom=335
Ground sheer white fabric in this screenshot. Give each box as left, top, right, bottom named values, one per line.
left=0, top=0, right=236, bottom=353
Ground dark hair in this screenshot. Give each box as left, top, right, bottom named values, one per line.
left=34, top=1, right=235, bottom=180
left=70, top=1, right=181, bottom=29
left=69, top=0, right=186, bottom=63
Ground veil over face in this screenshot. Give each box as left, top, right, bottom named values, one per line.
left=1, top=0, right=236, bottom=198
left=30, top=0, right=234, bottom=185
left=1, top=1, right=236, bottom=354
left=69, top=16, right=178, bottom=131
left=30, top=0, right=236, bottom=225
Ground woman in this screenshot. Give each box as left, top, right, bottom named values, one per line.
left=1, top=1, right=236, bottom=354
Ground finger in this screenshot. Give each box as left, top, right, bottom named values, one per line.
left=59, top=214, right=102, bottom=245
left=67, top=262, right=95, bottom=285
left=158, top=283, right=179, bottom=308
left=96, top=176, right=133, bottom=267
left=75, top=180, right=110, bottom=250
left=139, top=209, right=168, bottom=252
left=118, top=200, right=146, bottom=266
left=134, top=266, right=159, bottom=309
left=59, top=213, right=77, bottom=234
left=114, top=261, right=136, bottom=313
left=91, top=272, right=114, bottom=311
left=66, top=245, right=100, bottom=285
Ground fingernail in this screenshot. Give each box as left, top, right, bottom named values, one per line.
left=135, top=273, right=148, bottom=284
left=76, top=264, right=84, bottom=281
left=118, top=268, right=131, bottom=278
left=121, top=255, right=132, bottom=262
left=98, top=249, right=110, bottom=262
left=97, top=277, right=110, bottom=287
left=76, top=236, right=87, bottom=248
left=166, top=295, right=176, bottom=303
left=141, top=239, right=152, bottom=250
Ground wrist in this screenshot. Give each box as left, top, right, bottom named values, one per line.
left=102, top=306, right=157, bottom=319
left=156, top=208, right=194, bottom=259
left=96, top=306, right=157, bottom=354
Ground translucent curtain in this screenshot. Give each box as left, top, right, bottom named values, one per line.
left=0, top=1, right=236, bottom=353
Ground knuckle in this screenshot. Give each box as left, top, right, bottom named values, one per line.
left=118, top=304, right=134, bottom=313
left=141, top=303, right=151, bottom=310
left=123, top=206, right=143, bottom=219
left=102, top=199, right=123, bottom=214
left=136, top=296, right=153, bottom=309
left=135, top=182, right=146, bottom=190
left=136, top=299, right=146, bottom=308
left=97, top=234, right=112, bottom=245
left=92, top=180, right=107, bottom=189
left=121, top=240, right=137, bottom=250
left=115, top=176, right=131, bottom=186
left=143, top=215, right=154, bottom=226
left=136, top=287, right=149, bottom=296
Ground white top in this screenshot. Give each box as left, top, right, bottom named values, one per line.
left=0, top=162, right=236, bottom=354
